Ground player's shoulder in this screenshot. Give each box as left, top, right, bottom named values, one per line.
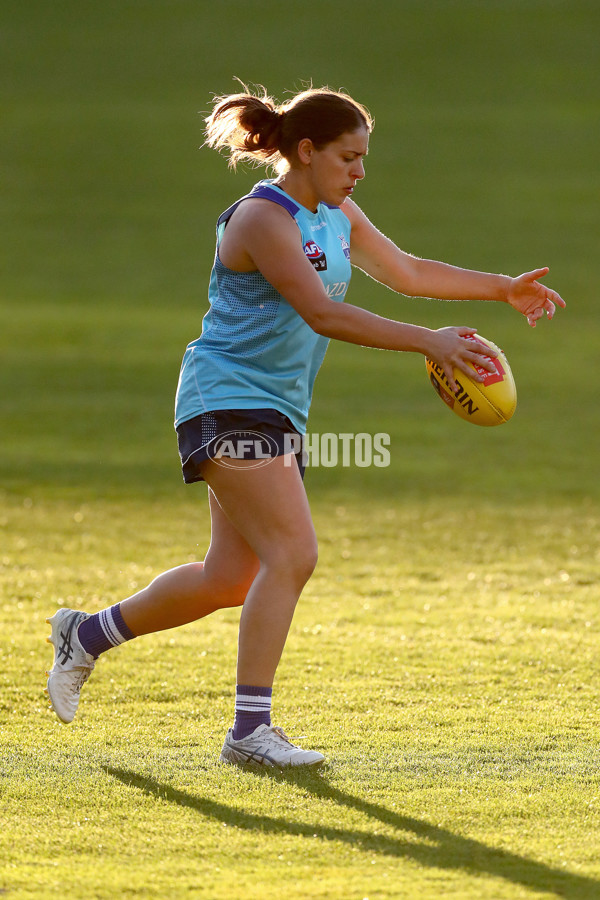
left=226, top=196, right=299, bottom=241
left=233, top=196, right=295, bottom=224
left=339, top=197, right=370, bottom=228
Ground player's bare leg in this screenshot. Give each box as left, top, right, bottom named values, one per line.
left=200, top=454, right=318, bottom=687
left=199, top=454, right=323, bottom=767
left=119, top=489, right=260, bottom=634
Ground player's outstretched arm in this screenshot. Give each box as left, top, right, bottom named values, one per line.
left=343, top=200, right=566, bottom=326
left=224, top=200, right=498, bottom=383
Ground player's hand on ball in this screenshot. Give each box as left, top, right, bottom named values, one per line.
left=426, top=326, right=497, bottom=393
left=506, top=267, right=566, bottom=327
left=426, top=333, right=517, bottom=426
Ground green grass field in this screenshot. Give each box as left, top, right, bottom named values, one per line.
left=2, top=1, right=600, bottom=897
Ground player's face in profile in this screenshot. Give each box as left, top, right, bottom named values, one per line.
left=309, top=128, right=369, bottom=207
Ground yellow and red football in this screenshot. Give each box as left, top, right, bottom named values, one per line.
left=425, top=333, right=517, bottom=426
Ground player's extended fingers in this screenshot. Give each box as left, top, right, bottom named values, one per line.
left=527, top=306, right=545, bottom=327
left=442, top=363, right=459, bottom=393
left=522, top=268, right=566, bottom=315
left=452, top=357, right=490, bottom=385
left=461, top=332, right=498, bottom=372
left=527, top=266, right=550, bottom=281
left=449, top=350, right=494, bottom=387
left=464, top=349, right=497, bottom=374
left=545, top=288, right=566, bottom=312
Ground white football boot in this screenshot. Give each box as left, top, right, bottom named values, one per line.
left=220, top=724, right=325, bottom=769
left=45, top=608, right=95, bottom=723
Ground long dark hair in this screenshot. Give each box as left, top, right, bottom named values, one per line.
left=205, top=83, right=372, bottom=171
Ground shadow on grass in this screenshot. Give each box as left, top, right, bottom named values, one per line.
left=107, top=765, right=599, bottom=898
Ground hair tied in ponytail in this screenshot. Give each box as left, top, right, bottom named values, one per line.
left=205, top=82, right=371, bottom=172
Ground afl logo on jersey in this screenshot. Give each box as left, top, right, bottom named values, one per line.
left=303, top=240, right=327, bottom=271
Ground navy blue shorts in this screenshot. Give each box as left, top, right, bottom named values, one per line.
left=176, top=408, right=305, bottom=484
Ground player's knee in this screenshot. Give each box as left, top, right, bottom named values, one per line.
left=298, top=538, right=318, bottom=583
left=267, top=532, right=318, bottom=588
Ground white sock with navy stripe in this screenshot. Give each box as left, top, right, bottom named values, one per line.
left=232, top=684, right=273, bottom=740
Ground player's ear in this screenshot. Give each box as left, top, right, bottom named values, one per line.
left=297, top=138, right=315, bottom=165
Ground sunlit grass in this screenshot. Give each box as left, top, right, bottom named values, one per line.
left=2, top=491, right=600, bottom=897
left=2, top=0, right=600, bottom=896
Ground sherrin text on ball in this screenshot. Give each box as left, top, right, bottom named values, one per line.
left=425, top=334, right=517, bottom=426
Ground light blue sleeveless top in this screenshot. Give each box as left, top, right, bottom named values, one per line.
left=174, top=180, right=352, bottom=434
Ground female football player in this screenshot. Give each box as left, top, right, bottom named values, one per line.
left=46, top=84, right=564, bottom=768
